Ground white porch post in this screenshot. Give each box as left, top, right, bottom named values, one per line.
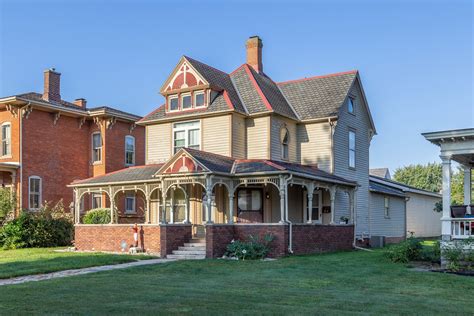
left=307, top=183, right=314, bottom=223
left=109, top=189, right=114, bottom=224
left=329, top=185, right=336, bottom=224
left=228, top=192, right=234, bottom=224
left=74, top=188, right=80, bottom=224
left=161, top=191, right=167, bottom=224
left=206, top=190, right=213, bottom=223
left=170, top=188, right=175, bottom=224
left=441, top=155, right=452, bottom=240
left=463, top=165, right=472, bottom=214
left=279, top=176, right=286, bottom=223
left=145, top=196, right=151, bottom=224
left=184, top=187, right=190, bottom=224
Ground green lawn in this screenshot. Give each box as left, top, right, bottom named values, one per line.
left=0, top=250, right=473, bottom=314
left=0, top=248, right=154, bottom=279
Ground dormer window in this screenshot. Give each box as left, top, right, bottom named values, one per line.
left=182, top=94, right=192, bottom=110
left=169, top=95, right=179, bottom=111
left=195, top=91, right=205, bottom=107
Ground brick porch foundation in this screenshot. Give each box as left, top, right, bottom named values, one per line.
left=206, top=223, right=354, bottom=258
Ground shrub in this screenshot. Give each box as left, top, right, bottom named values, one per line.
left=442, top=239, right=474, bottom=271
left=0, top=188, right=15, bottom=223
left=0, top=201, right=74, bottom=249
left=419, top=240, right=441, bottom=263
left=82, top=208, right=111, bottom=224
left=225, top=234, right=274, bottom=260
left=385, top=237, right=423, bottom=263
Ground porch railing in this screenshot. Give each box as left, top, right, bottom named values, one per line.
left=451, top=218, right=474, bottom=239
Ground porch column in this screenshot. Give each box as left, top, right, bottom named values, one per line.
left=109, top=194, right=114, bottom=224
left=329, top=185, right=336, bottom=225
left=441, top=155, right=452, bottom=240
left=161, top=191, right=167, bottom=224
left=279, top=176, right=286, bottom=223
left=463, top=165, right=472, bottom=214
left=145, top=196, right=151, bottom=224
left=206, top=190, right=213, bottom=223
left=306, top=183, right=314, bottom=223
left=228, top=192, right=234, bottom=224
left=170, top=188, right=175, bottom=224
left=74, top=189, right=80, bottom=224
left=349, top=189, right=355, bottom=224
left=184, top=190, right=190, bottom=224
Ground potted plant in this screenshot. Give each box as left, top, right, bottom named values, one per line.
left=340, top=216, right=349, bottom=224
left=451, top=205, right=467, bottom=218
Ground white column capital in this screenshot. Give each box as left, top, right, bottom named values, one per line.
left=440, top=154, right=452, bottom=164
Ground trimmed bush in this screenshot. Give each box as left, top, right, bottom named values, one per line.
left=82, top=208, right=111, bottom=224
left=385, top=237, right=423, bottom=263
left=0, top=201, right=74, bottom=249
left=225, top=234, right=274, bottom=260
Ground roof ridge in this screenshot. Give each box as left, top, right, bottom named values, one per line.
left=184, top=147, right=236, bottom=161
left=277, top=70, right=358, bottom=86
left=184, top=55, right=229, bottom=76
left=229, top=64, right=246, bottom=76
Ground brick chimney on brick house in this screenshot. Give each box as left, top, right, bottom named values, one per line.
left=246, top=36, right=263, bottom=73
left=43, top=68, right=61, bottom=102
left=73, top=98, right=87, bottom=108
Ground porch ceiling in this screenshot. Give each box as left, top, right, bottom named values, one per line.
left=423, top=128, right=474, bottom=167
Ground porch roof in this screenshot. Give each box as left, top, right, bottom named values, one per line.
left=369, top=179, right=406, bottom=198
left=423, top=128, right=474, bottom=167
left=70, top=148, right=357, bottom=188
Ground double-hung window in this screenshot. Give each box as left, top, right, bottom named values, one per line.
left=28, top=176, right=41, bottom=210
left=281, top=127, right=289, bottom=160
left=182, top=94, right=192, bottom=110
left=125, top=193, right=136, bottom=213
left=92, top=133, right=102, bottom=163
left=1, top=123, right=11, bottom=157
left=384, top=197, right=390, bottom=218
left=194, top=91, right=205, bottom=107
left=348, top=130, right=356, bottom=169
left=125, top=136, right=135, bottom=166
left=169, top=95, right=179, bottom=111
left=92, top=193, right=102, bottom=209
left=173, top=121, right=200, bottom=153
left=237, top=189, right=262, bottom=212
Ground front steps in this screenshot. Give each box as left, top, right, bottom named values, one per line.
left=166, top=238, right=206, bottom=260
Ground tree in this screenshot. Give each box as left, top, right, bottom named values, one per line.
left=0, top=188, right=15, bottom=221
left=393, top=163, right=465, bottom=205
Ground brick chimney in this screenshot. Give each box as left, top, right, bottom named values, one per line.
left=246, top=36, right=263, bottom=73
left=73, top=98, right=87, bottom=108
left=43, top=68, right=61, bottom=102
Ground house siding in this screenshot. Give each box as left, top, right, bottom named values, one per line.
left=297, top=122, right=332, bottom=172
left=369, top=192, right=406, bottom=238
left=146, top=122, right=171, bottom=164
left=232, top=114, right=246, bottom=159
left=333, top=79, right=372, bottom=237
left=202, top=115, right=231, bottom=156
left=270, top=115, right=297, bottom=162
left=246, top=116, right=270, bottom=159
left=406, top=192, right=441, bottom=237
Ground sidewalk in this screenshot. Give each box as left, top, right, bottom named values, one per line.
left=0, top=258, right=174, bottom=286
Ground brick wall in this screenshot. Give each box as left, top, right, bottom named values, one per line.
left=159, top=224, right=192, bottom=257
left=291, top=224, right=354, bottom=254
left=206, top=224, right=235, bottom=258
left=74, top=224, right=161, bottom=253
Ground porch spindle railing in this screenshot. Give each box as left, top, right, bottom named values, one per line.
left=451, top=218, right=474, bottom=239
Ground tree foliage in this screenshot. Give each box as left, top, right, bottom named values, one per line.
left=0, top=188, right=15, bottom=222
left=393, top=162, right=466, bottom=205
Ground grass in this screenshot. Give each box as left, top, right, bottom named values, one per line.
left=0, top=248, right=155, bottom=279
left=0, top=250, right=473, bottom=314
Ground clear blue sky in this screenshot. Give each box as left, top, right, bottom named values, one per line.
left=1, top=0, right=472, bottom=172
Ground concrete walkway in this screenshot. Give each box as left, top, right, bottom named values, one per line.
left=0, top=258, right=174, bottom=286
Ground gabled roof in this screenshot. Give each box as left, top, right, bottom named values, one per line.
left=71, top=165, right=164, bottom=186
left=278, top=71, right=357, bottom=120
left=369, top=180, right=406, bottom=198
left=370, top=168, right=391, bottom=179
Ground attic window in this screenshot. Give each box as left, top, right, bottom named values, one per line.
left=169, top=95, right=179, bottom=111
left=182, top=94, right=192, bottom=109
left=348, top=97, right=355, bottom=114
left=195, top=91, right=205, bottom=107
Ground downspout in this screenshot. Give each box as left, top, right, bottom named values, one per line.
left=285, top=174, right=293, bottom=254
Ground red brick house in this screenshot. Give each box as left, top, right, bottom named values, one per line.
left=70, top=36, right=378, bottom=258
left=0, top=69, right=145, bottom=219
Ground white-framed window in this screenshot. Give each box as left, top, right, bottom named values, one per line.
left=173, top=121, right=200, bottom=154
left=182, top=94, right=192, bottom=110
left=28, top=176, right=42, bottom=210
left=125, top=135, right=135, bottom=166
left=169, top=95, right=179, bottom=111
left=92, top=193, right=102, bottom=209
left=349, top=130, right=356, bottom=169
left=348, top=97, right=355, bottom=114
left=384, top=196, right=390, bottom=218
left=92, top=132, right=102, bottom=163
left=281, top=127, right=289, bottom=160
left=194, top=91, right=205, bottom=107
left=125, top=193, right=136, bottom=214
left=237, top=188, right=263, bottom=212
left=1, top=122, right=11, bottom=157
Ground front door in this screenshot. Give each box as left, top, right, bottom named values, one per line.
left=307, top=191, right=322, bottom=223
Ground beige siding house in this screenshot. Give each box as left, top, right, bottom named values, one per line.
left=71, top=36, right=389, bottom=258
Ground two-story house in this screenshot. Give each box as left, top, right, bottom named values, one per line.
left=71, top=36, right=376, bottom=258
left=0, top=69, right=145, bottom=221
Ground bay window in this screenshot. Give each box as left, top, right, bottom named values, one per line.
left=173, top=121, right=200, bottom=153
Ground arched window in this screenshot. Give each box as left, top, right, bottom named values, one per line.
left=1, top=122, right=11, bottom=157
left=28, top=176, right=42, bottom=210
left=280, top=127, right=289, bottom=160
left=125, top=135, right=135, bottom=166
